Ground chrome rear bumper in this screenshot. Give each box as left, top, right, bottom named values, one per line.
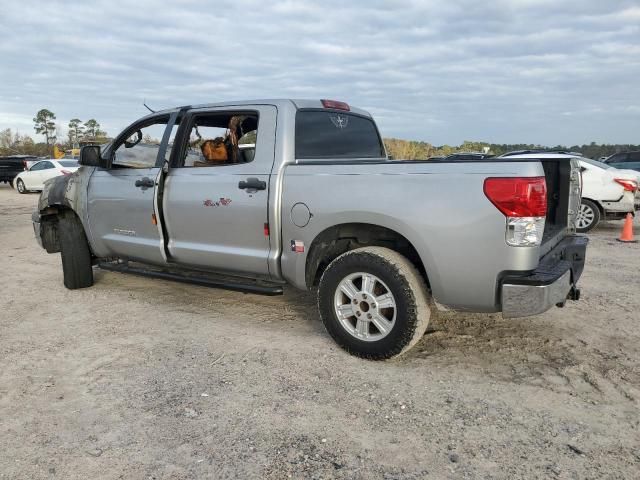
left=502, top=270, right=571, bottom=318
left=501, top=235, right=588, bottom=318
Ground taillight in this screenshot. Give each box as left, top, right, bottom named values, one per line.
left=484, top=177, right=547, bottom=247
left=614, top=178, right=638, bottom=192
left=321, top=99, right=350, bottom=111
left=60, top=169, right=72, bottom=176
left=483, top=177, right=547, bottom=217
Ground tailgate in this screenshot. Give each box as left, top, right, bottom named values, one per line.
left=540, top=158, right=581, bottom=255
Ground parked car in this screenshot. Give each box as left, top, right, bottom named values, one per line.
left=578, top=158, right=639, bottom=231
left=502, top=153, right=638, bottom=232
left=442, top=152, right=495, bottom=160
left=501, top=149, right=582, bottom=158
left=14, top=159, right=79, bottom=193
left=0, top=155, right=36, bottom=186
left=33, top=99, right=587, bottom=359
left=603, top=151, right=640, bottom=173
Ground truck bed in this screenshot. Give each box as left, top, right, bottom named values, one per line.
left=280, top=157, right=579, bottom=312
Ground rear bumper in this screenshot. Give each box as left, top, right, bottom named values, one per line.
left=501, top=235, right=588, bottom=318
left=602, top=191, right=636, bottom=214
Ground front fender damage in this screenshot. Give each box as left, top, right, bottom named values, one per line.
left=35, top=169, right=92, bottom=253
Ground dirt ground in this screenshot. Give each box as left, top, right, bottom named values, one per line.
left=0, top=183, right=638, bottom=480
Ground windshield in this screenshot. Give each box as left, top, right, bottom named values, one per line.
left=58, top=160, right=79, bottom=168
left=581, top=158, right=611, bottom=169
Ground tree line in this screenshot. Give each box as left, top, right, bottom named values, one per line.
left=0, top=108, right=109, bottom=157
left=383, top=138, right=640, bottom=161
left=1, top=108, right=637, bottom=160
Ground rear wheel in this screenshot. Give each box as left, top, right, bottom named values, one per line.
left=576, top=199, right=600, bottom=233
left=318, top=247, right=430, bottom=360
left=59, top=214, right=94, bottom=289
left=16, top=179, right=27, bottom=194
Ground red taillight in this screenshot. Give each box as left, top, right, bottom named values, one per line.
left=483, top=177, right=547, bottom=217
left=614, top=178, right=638, bottom=192
left=60, top=169, right=72, bottom=176
left=321, top=99, right=350, bottom=111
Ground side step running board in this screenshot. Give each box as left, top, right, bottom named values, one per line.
left=98, top=261, right=284, bottom=296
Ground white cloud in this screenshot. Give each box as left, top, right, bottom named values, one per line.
left=0, top=0, right=638, bottom=144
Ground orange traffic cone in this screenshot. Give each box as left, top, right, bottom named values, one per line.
left=617, top=213, right=637, bottom=243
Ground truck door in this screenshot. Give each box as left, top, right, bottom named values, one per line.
left=162, top=106, right=277, bottom=277
left=87, top=113, right=179, bottom=265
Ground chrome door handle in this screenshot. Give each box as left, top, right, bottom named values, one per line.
left=238, top=178, right=266, bottom=191
left=135, top=177, right=155, bottom=188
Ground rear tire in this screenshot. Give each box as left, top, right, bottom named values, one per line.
left=59, top=214, right=94, bottom=289
left=16, top=179, right=27, bottom=194
left=576, top=199, right=600, bottom=233
left=318, top=247, right=430, bottom=360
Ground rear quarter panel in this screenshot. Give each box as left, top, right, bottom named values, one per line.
left=280, top=161, right=545, bottom=312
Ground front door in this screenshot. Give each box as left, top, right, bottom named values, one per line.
left=87, top=114, right=178, bottom=265
left=162, top=106, right=277, bottom=277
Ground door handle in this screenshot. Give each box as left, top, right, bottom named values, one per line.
left=135, top=177, right=155, bottom=188
left=238, top=177, right=266, bottom=191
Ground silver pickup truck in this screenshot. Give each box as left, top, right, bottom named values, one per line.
left=33, top=99, right=588, bottom=359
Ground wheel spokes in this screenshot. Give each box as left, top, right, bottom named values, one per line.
left=336, top=304, right=354, bottom=320
left=339, top=279, right=358, bottom=300
left=361, top=273, right=375, bottom=295
left=375, top=292, right=394, bottom=309
left=370, top=312, right=392, bottom=335
left=356, top=318, right=369, bottom=338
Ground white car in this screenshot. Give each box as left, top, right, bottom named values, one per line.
left=578, top=157, right=639, bottom=232
left=500, top=153, right=638, bottom=233
left=13, top=159, right=79, bottom=194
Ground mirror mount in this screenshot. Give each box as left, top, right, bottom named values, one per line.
left=79, top=145, right=109, bottom=168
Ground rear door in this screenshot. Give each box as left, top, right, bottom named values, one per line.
left=162, top=105, right=277, bottom=277
left=87, top=113, right=179, bottom=265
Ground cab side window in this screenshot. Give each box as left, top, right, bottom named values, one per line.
left=112, top=119, right=178, bottom=169
left=31, top=161, right=54, bottom=171
left=178, top=113, right=258, bottom=167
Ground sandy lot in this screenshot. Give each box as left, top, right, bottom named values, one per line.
left=0, top=183, right=638, bottom=479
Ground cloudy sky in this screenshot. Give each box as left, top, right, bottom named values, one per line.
left=1, top=0, right=639, bottom=145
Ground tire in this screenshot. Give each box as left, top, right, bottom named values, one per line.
left=59, top=213, right=94, bottom=289
left=318, top=247, right=430, bottom=360
left=16, top=179, right=27, bottom=194
left=576, top=199, right=601, bottom=233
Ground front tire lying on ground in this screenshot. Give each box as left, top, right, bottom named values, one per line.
left=318, top=247, right=430, bottom=360
left=59, top=213, right=94, bottom=289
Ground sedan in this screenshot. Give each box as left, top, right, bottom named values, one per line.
left=14, top=159, right=79, bottom=193
left=577, top=158, right=639, bottom=232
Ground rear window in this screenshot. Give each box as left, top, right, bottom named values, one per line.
left=295, top=110, right=384, bottom=159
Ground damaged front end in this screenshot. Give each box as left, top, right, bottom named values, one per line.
left=33, top=169, right=93, bottom=253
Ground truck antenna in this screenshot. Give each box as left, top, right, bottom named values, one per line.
left=143, top=99, right=156, bottom=113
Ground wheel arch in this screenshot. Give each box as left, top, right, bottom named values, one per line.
left=304, top=222, right=430, bottom=290
left=38, top=205, right=84, bottom=254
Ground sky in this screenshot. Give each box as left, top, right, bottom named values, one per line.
left=1, top=0, right=639, bottom=146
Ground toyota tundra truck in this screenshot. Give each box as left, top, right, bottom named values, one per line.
left=32, top=99, right=588, bottom=359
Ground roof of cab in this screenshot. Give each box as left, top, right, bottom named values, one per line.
left=147, top=99, right=372, bottom=118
